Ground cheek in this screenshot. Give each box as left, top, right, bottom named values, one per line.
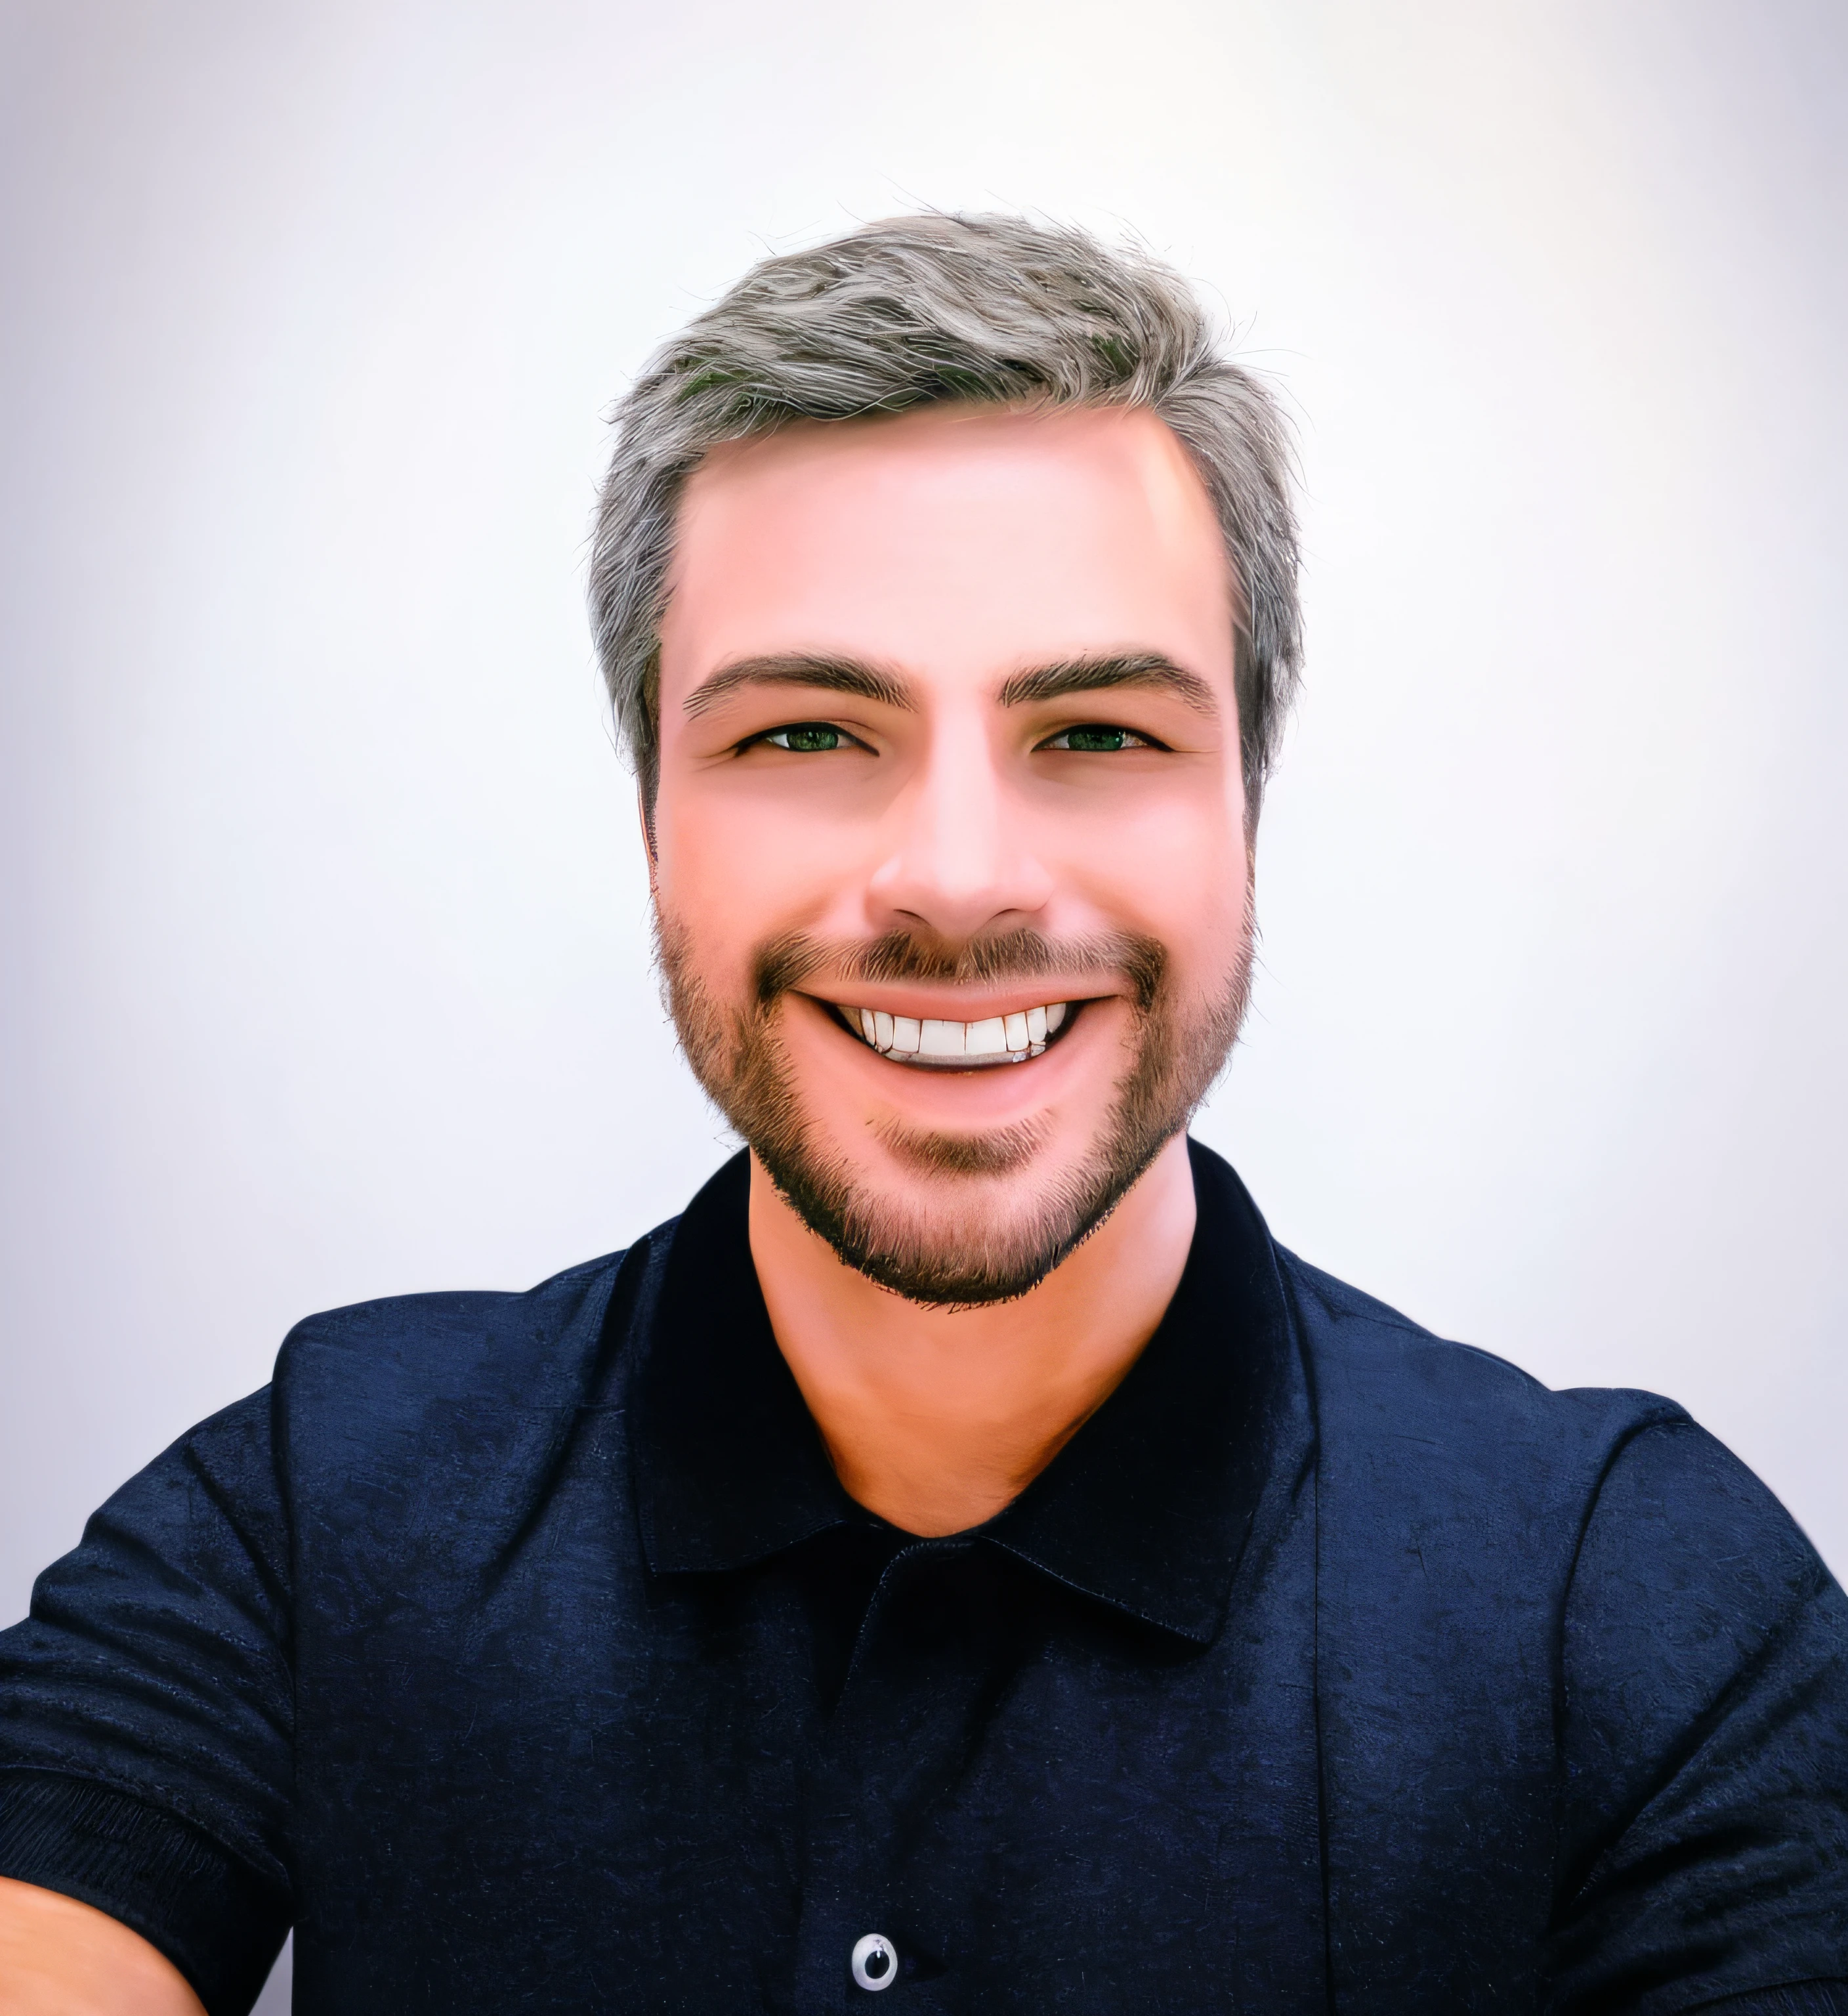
left=1052, top=784, right=1249, bottom=954
left=652, top=775, right=860, bottom=968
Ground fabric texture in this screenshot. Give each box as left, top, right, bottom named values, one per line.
left=1696, top=1989, right=1848, bottom=2015
left=1, top=1143, right=1843, bottom=2013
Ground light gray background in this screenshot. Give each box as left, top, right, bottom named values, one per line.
left=3, top=5, right=1844, bottom=2000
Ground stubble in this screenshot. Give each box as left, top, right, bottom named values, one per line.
left=656, top=908, right=1254, bottom=1307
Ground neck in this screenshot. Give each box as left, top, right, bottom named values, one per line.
left=747, top=1133, right=1198, bottom=1536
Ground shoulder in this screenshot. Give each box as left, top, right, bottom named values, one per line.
left=284, top=1244, right=627, bottom=1349
left=1277, top=1246, right=1686, bottom=1499
left=1274, top=1246, right=1721, bottom=1627
left=261, top=1229, right=683, bottom=1571
left=1274, top=1251, right=1848, bottom=1987
left=268, top=1233, right=675, bottom=1485
left=1273, top=1240, right=1840, bottom=1622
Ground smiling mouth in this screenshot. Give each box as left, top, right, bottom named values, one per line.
left=830, top=999, right=1074, bottom=1068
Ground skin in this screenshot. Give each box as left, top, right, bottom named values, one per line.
left=0, top=398, right=1254, bottom=1994
left=654, top=402, right=1251, bottom=1535
left=0, top=1875, right=205, bottom=2014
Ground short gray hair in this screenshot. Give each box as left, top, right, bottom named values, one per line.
left=588, top=213, right=1301, bottom=817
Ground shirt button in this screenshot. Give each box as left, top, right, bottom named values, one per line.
left=850, top=1933, right=897, bottom=1992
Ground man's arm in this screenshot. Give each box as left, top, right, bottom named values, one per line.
left=0, top=1391, right=295, bottom=2016
left=0, top=1876, right=207, bottom=2015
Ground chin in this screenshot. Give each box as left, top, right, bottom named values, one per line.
left=872, top=1117, right=1051, bottom=1180
left=758, top=1112, right=1156, bottom=1308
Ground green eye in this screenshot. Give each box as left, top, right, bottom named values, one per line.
left=763, top=723, right=842, bottom=752
left=1048, top=724, right=1136, bottom=752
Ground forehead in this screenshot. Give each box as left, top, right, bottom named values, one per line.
left=659, top=403, right=1235, bottom=688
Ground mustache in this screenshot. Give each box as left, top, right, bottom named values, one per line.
left=751, top=927, right=1167, bottom=1015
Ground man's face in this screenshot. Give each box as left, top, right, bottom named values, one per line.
left=652, top=403, right=1253, bottom=1303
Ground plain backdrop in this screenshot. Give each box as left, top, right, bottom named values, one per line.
left=3, top=7, right=1845, bottom=1996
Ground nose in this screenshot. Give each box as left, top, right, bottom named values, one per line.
left=866, top=711, right=1053, bottom=940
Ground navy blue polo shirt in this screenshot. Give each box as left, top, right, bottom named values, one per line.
left=2, top=1144, right=1845, bottom=2014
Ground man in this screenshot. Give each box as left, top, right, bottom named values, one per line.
left=1, top=215, right=1843, bottom=2015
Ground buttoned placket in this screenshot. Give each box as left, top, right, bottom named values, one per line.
left=791, top=1536, right=1013, bottom=2010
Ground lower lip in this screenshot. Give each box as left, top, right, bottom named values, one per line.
left=784, top=993, right=1113, bottom=1126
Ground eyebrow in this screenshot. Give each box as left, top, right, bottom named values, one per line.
left=682, top=654, right=916, bottom=718
left=681, top=647, right=1221, bottom=723
left=996, top=652, right=1221, bottom=717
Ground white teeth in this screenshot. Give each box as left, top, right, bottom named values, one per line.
left=966, top=1017, right=1007, bottom=1058
left=840, top=1001, right=1074, bottom=1064
left=919, top=1018, right=965, bottom=1058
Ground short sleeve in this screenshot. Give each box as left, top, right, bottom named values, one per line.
left=0, top=1390, right=294, bottom=2016
left=1549, top=1418, right=1848, bottom=2013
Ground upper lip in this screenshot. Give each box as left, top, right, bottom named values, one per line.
left=798, top=986, right=1107, bottom=1020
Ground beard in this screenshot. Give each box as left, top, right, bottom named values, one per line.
left=656, top=907, right=1254, bottom=1307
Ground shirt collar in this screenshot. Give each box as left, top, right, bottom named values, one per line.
left=631, top=1141, right=1310, bottom=1645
